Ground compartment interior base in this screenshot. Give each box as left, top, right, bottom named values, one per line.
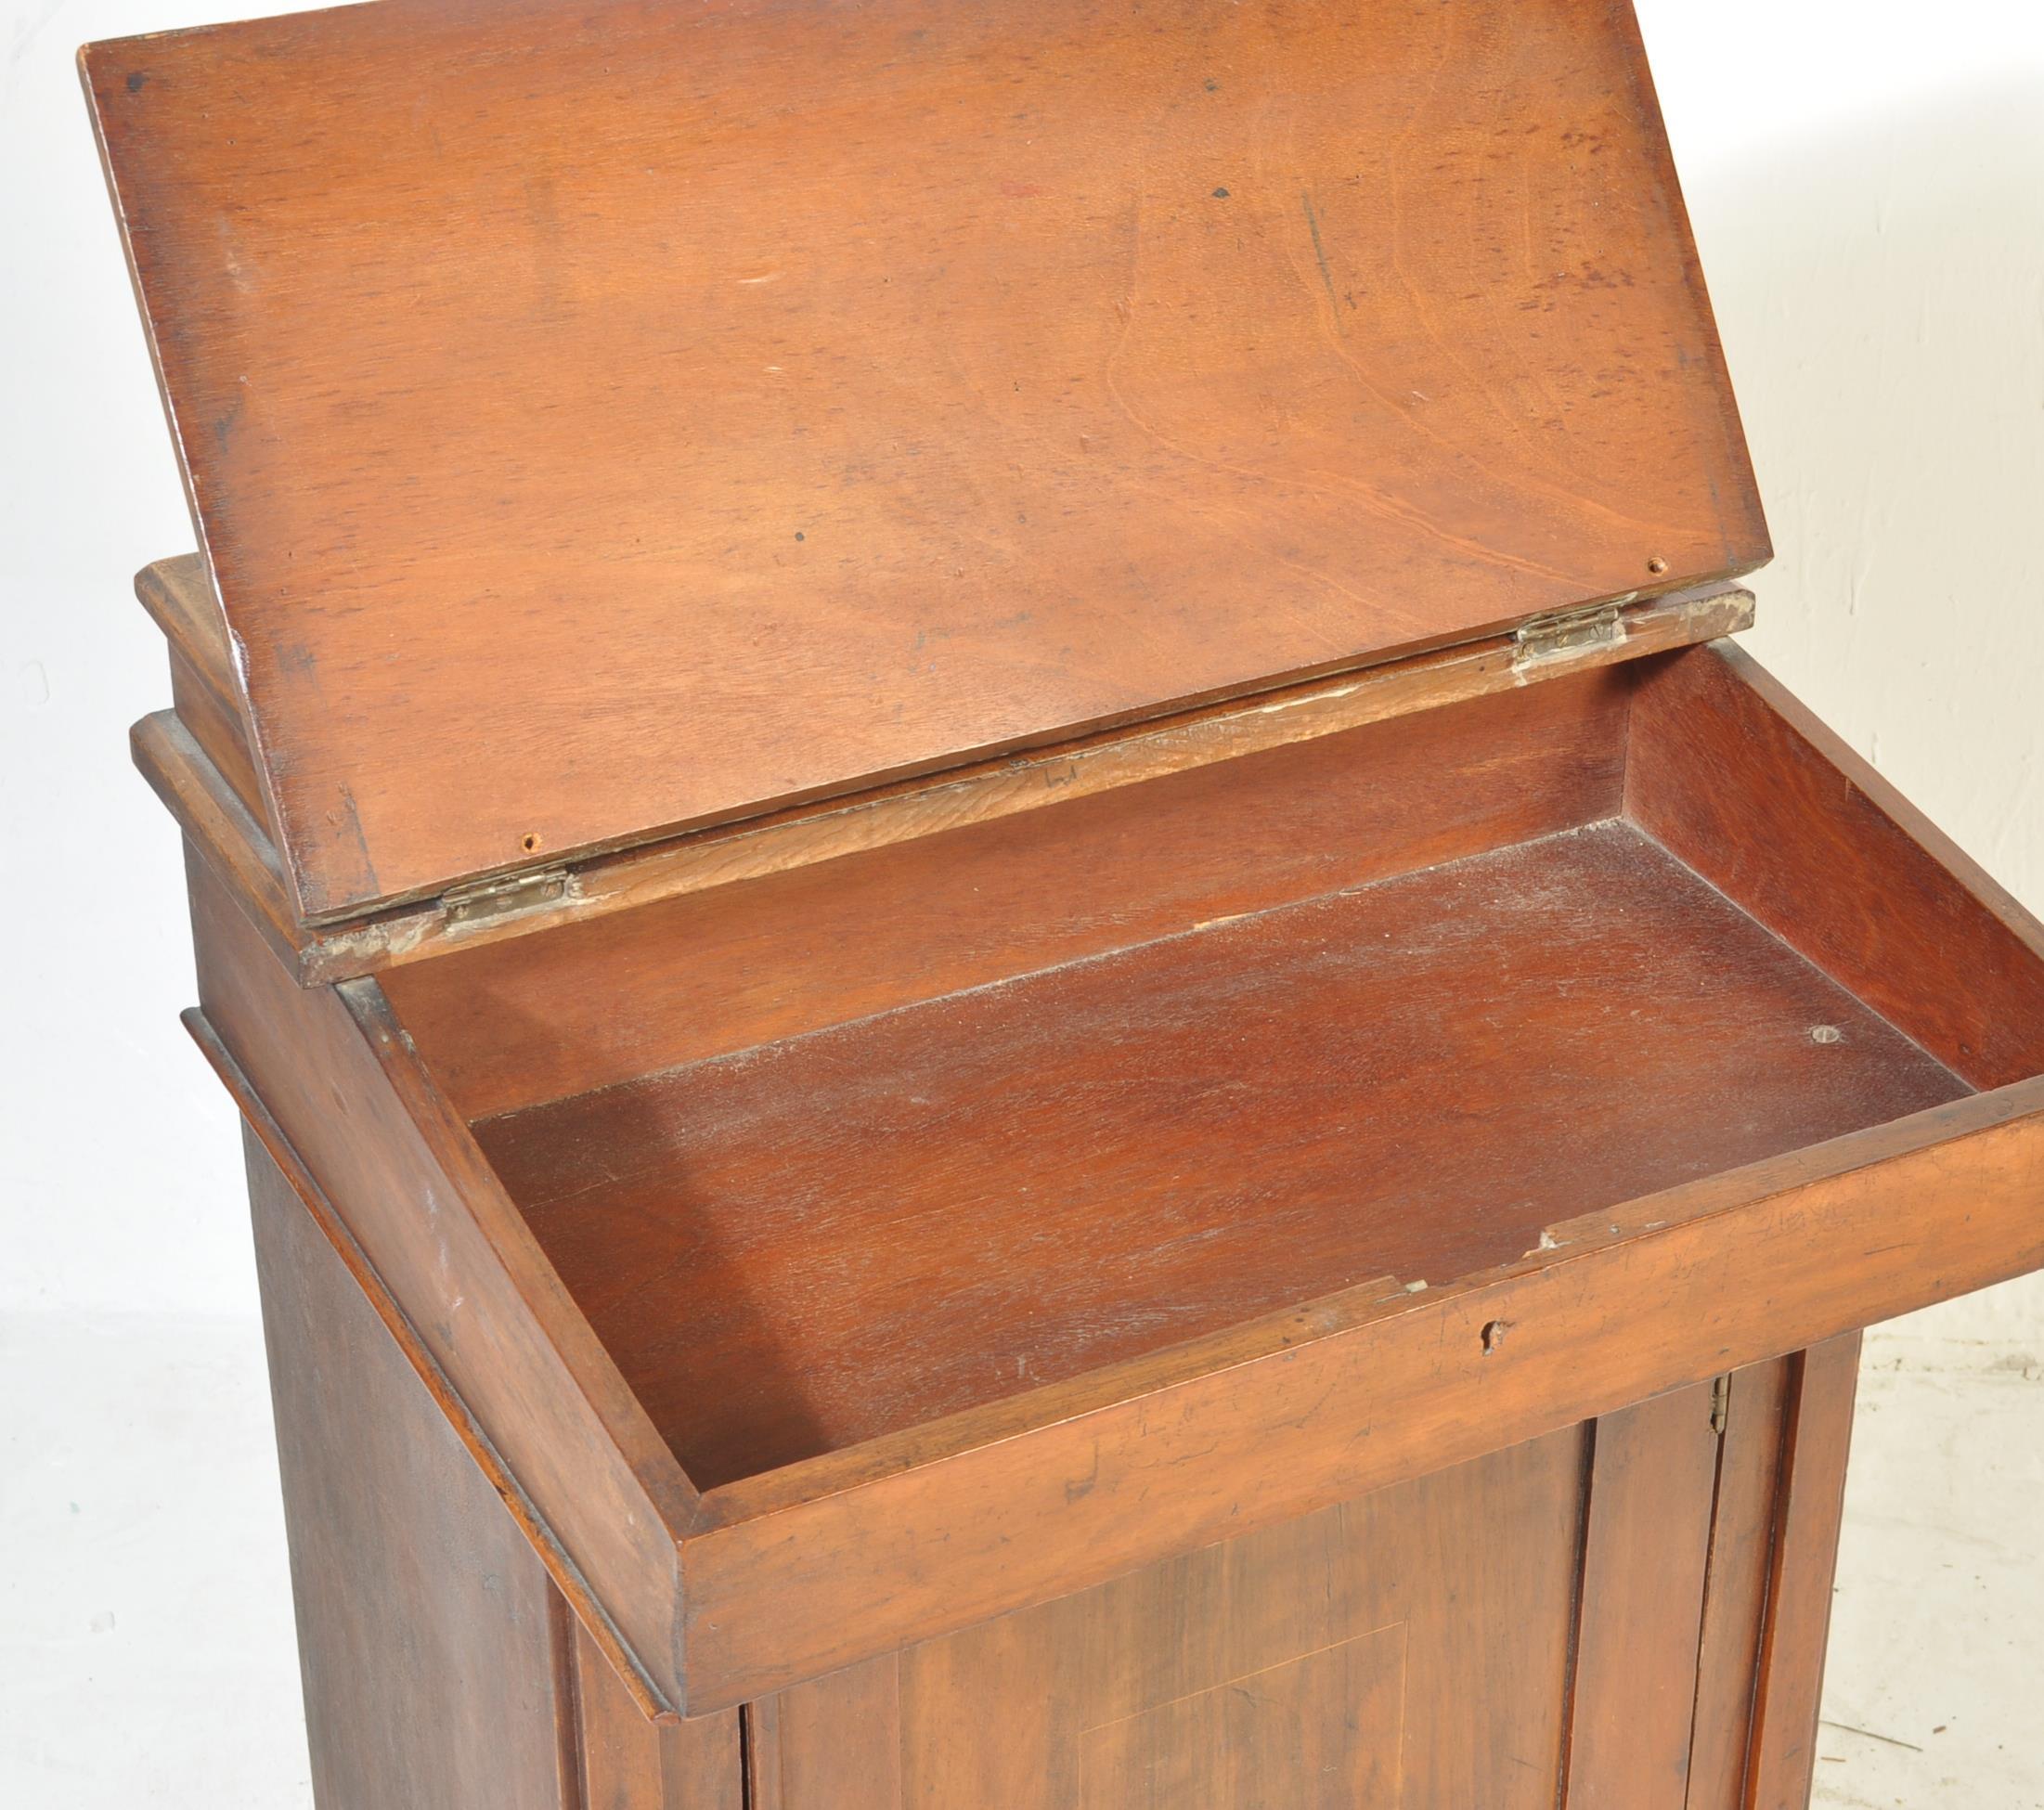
left=474, top=820, right=1968, bottom=1490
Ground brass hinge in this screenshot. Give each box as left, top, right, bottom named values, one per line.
left=440, top=865, right=573, bottom=930
left=1513, top=601, right=1627, bottom=673
left=1710, top=1373, right=1731, bottom=1436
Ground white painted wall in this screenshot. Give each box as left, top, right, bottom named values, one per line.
left=1642, top=0, right=2044, bottom=919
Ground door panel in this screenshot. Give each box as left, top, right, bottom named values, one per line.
left=756, top=1427, right=1589, bottom=1809
left=1562, top=1382, right=1725, bottom=1809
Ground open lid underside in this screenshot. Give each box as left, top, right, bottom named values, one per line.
left=85, top=0, right=1767, bottom=924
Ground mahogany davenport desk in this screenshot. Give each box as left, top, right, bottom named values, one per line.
left=84, top=2, right=2044, bottom=1805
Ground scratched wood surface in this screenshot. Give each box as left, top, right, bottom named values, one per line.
left=475, top=821, right=1962, bottom=1489
left=84, top=0, right=1767, bottom=921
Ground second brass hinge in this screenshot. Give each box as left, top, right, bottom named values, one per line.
left=1710, top=1373, right=1731, bottom=1436
left=1513, top=601, right=1627, bottom=673
left=441, top=865, right=573, bottom=930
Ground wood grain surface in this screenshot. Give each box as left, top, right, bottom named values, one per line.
left=1685, top=1358, right=1797, bottom=1810
left=246, top=1126, right=746, bottom=1799
left=1562, top=1382, right=1722, bottom=1809
left=85, top=0, right=1766, bottom=920
left=752, top=1428, right=1585, bottom=1810
left=130, top=572, right=1749, bottom=979
left=396, top=663, right=1635, bottom=1118
left=572, top=1621, right=743, bottom=1810
left=670, top=1074, right=2044, bottom=1708
left=1742, top=1335, right=1864, bottom=1810
left=185, top=850, right=705, bottom=1711
left=1630, top=641, right=2044, bottom=1090
left=245, top=1132, right=576, bottom=1810
left=476, top=821, right=1962, bottom=1488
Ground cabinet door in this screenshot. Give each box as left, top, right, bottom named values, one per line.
left=748, top=1352, right=1860, bottom=1810
left=752, top=1425, right=1590, bottom=1810
left=1683, top=1339, right=1863, bottom=1810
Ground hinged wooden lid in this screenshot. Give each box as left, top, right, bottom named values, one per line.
left=84, top=0, right=1766, bottom=925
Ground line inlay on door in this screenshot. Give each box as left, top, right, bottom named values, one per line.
left=1077, top=1622, right=1409, bottom=1809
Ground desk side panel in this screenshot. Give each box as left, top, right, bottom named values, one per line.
left=1741, top=1336, right=1864, bottom=1810
left=186, top=847, right=698, bottom=1711
left=245, top=1133, right=744, bottom=1805
left=245, top=1131, right=576, bottom=1809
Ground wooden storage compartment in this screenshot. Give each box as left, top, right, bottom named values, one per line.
left=383, top=640, right=2044, bottom=1498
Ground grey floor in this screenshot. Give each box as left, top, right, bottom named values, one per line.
left=1811, top=1271, right=2044, bottom=1807
left=4, top=1276, right=2040, bottom=1807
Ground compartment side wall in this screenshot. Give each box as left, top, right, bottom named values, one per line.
left=1624, top=640, right=2044, bottom=1089
left=392, top=666, right=1632, bottom=1122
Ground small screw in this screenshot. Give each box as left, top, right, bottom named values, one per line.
left=1481, top=1319, right=1513, bottom=1356
left=1646, top=555, right=1669, bottom=576
left=1812, top=1025, right=1843, bottom=1045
